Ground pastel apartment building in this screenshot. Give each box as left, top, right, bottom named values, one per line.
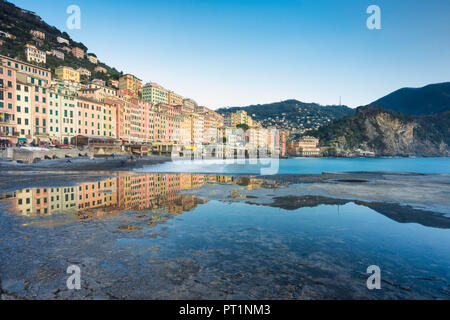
left=152, top=103, right=181, bottom=143
left=25, top=44, right=46, bottom=64
left=182, top=98, right=197, bottom=113
left=94, top=66, right=107, bottom=74
left=30, top=30, right=45, bottom=40
left=168, top=91, right=183, bottom=106
left=142, top=82, right=168, bottom=105
left=79, top=82, right=117, bottom=102
left=50, top=49, right=65, bottom=60
left=109, top=79, right=119, bottom=88
left=119, top=74, right=142, bottom=98
left=0, top=58, right=17, bottom=139
left=77, top=96, right=109, bottom=137
left=48, top=81, right=79, bottom=144
left=87, top=54, right=98, bottom=64
left=57, top=37, right=70, bottom=45
left=226, top=110, right=254, bottom=128
left=0, top=55, right=51, bottom=143
left=77, top=67, right=91, bottom=78
left=71, top=47, right=84, bottom=59
left=55, top=66, right=80, bottom=83
left=287, top=136, right=320, bottom=157
left=15, top=75, right=33, bottom=139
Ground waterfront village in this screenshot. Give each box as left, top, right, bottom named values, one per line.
left=0, top=34, right=328, bottom=162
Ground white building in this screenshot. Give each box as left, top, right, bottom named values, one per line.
left=87, top=54, right=98, bottom=64
left=25, top=44, right=46, bottom=64
left=77, top=67, right=91, bottom=77
left=56, top=37, right=69, bottom=45
left=50, top=49, right=64, bottom=60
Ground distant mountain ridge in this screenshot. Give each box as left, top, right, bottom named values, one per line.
left=371, top=82, right=450, bottom=115
left=217, top=100, right=355, bottom=131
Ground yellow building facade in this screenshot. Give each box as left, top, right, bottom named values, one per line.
left=55, top=66, right=80, bottom=83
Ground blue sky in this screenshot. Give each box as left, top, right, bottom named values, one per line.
left=10, top=0, right=450, bottom=109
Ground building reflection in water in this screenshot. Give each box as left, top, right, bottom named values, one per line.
left=7, top=173, right=280, bottom=219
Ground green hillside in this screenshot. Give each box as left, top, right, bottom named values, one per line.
left=371, top=82, right=450, bottom=115
left=0, top=0, right=122, bottom=84
left=217, top=100, right=355, bottom=131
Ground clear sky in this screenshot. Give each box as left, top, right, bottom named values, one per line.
left=10, top=0, right=450, bottom=109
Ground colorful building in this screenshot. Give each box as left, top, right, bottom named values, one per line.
left=77, top=67, right=91, bottom=78
left=0, top=55, right=52, bottom=143
left=72, top=47, right=85, bottom=59
left=229, top=110, right=253, bottom=128
left=50, top=50, right=65, bottom=60
left=87, top=54, right=98, bottom=64
left=168, top=91, right=183, bottom=106
left=287, top=136, right=320, bottom=157
left=77, top=96, right=107, bottom=137
left=30, top=30, right=45, bottom=40
left=119, top=74, right=142, bottom=98
left=55, top=66, right=80, bottom=83
left=48, top=80, right=79, bottom=144
left=94, top=66, right=107, bottom=74
left=153, top=103, right=181, bottom=142
left=25, top=44, right=46, bottom=64
left=142, top=82, right=168, bottom=105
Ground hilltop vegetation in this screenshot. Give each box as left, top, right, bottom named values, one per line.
left=371, top=82, right=450, bottom=115
left=0, top=0, right=122, bottom=83
left=217, top=100, right=355, bottom=131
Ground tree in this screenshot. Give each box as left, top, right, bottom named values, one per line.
left=236, top=123, right=250, bottom=131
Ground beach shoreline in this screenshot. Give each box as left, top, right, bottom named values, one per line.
left=0, top=155, right=171, bottom=172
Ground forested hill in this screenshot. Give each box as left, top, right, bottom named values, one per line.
left=0, top=0, right=122, bottom=83
left=217, top=100, right=355, bottom=131
left=371, top=82, right=450, bottom=115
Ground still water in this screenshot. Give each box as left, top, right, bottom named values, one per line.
left=137, top=157, right=450, bottom=175
left=0, top=172, right=449, bottom=299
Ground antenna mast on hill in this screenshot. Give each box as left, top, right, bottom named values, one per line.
left=339, top=96, right=342, bottom=106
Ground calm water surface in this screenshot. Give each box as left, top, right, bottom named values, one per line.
left=0, top=171, right=449, bottom=299
left=138, top=157, right=450, bottom=175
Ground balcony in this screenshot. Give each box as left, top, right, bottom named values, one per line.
left=0, top=113, right=11, bottom=124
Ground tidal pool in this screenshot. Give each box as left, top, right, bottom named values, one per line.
left=0, top=172, right=448, bottom=300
